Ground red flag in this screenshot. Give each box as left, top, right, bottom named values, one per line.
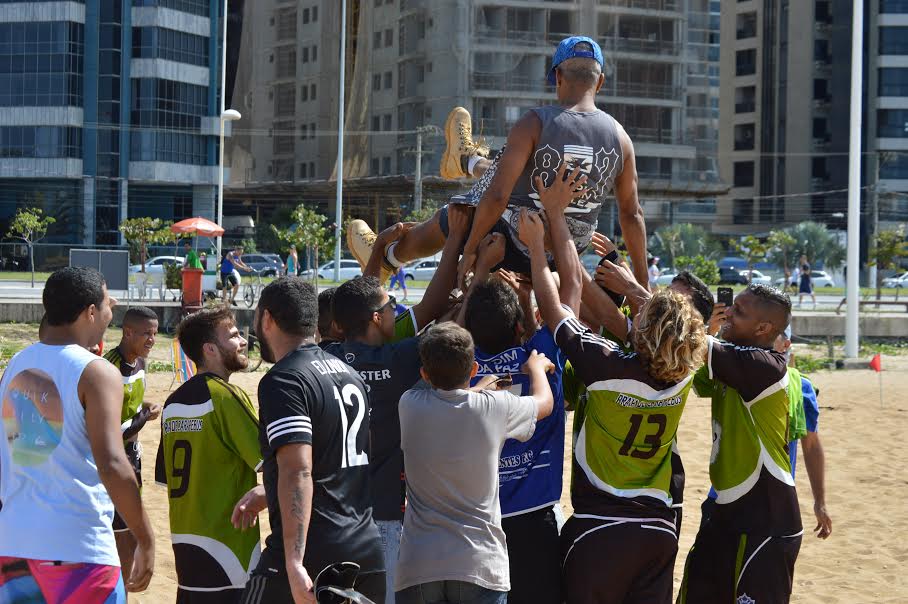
left=870, top=354, right=882, bottom=372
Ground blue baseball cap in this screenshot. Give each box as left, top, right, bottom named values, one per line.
left=547, top=36, right=604, bottom=86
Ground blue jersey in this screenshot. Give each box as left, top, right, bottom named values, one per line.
left=471, top=328, right=566, bottom=517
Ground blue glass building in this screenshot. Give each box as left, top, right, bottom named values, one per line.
left=0, top=0, right=223, bottom=245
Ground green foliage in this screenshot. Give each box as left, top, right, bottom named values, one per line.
left=164, top=262, right=182, bottom=289
left=674, top=255, right=720, bottom=285
left=404, top=198, right=441, bottom=223
left=272, top=204, right=335, bottom=276
left=734, top=235, right=770, bottom=280
left=868, top=226, right=908, bottom=297
left=766, top=230, right=799, bottom=276
left=650, top=224, right=721, bottom=268
left=793, top=356, right=834, bottom=374
left=785, top=221, right=846, bottom=270
left=240, top=237, right=258, bottom=253
left=119, top=217, right=174, bottom=272
left=7, top=208, right=56, bottom=287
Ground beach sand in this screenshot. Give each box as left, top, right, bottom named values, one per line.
left=133, top=353, right=908, bottom=603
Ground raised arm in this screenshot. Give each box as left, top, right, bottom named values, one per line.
left=411, top=205, right=471, bottom=329
left=277, top=443, right=316, bottom=604
left=82, top=360, right=154, bottom=592
left=455, top=232, right=506, bottom=326
left=613, top=125, right=648, bottom=289
left=522, top=349, right=555, bottom=421
left=457, top=111, right=541, bottom=288
left=519, top=209, right=572, bottom=330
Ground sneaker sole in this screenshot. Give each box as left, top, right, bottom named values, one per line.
left=346, top=221, right=371, bottom=269
left=441, top=108, right=467, bottom=180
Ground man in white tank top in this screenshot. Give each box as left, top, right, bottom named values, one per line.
left=0, top=267, right=155, bottom=602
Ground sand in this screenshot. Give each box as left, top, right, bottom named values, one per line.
left=132, top=352, right=908, bottom=603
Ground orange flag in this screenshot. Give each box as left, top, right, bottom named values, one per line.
left=870, top=354, right=882, bottom=372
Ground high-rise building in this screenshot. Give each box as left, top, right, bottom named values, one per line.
left=227, top=0, right=724, bottom=232
left=718, top=0, right=908, bottom=235
left=0, top=0, right=223, bottom=249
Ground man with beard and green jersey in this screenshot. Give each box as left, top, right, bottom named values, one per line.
left=154, top=307, right=262, bottom=604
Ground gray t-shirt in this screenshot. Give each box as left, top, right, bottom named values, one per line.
left=395, top=387, right=538, bottom=593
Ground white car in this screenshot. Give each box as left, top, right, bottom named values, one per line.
left=740, top=269, right=772, bottom=285
left=774, top=270, right=835, bottom=288
left=654, top=272, right=678, bottom=286
left=882, top=272, right=908, bottom=288
left=129, top=255, right=184, bottom=274
left=300, top=259, right=362, bottom=280
left=406, top=259, right=439, bottom=281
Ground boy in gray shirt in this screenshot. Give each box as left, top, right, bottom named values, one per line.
left=395, top=322, right=555, bottom=604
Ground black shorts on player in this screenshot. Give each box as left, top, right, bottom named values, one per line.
left=502, top=506, right=561, bottom=604
left=678, top=519, right=801, bottom=604
left=112, top=441, right=142, bottom=532
left=177, top=587, right=244, bottom=604
left=561, top=515, right=677, bottom=604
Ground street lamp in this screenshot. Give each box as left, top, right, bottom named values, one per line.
left=217, top=108, right=241, bottom=263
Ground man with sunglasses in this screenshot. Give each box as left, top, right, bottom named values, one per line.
left=323, top=207, right=471, bottom=604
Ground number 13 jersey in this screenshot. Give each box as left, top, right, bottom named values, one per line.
left=255, top=343, right=384, bottom=577
left=554, top=312, right=694, bottom=521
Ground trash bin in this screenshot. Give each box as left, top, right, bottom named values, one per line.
left=182, top=268, right=204, bottom=306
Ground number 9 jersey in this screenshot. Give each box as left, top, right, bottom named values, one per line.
left=554, top=312, right=694, bottom=520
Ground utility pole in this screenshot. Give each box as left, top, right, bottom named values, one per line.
left=333, top=0, right=347, bottom=282
left=845, top=0, right=863, bottom=359
left=414, top=128, right=423, bottom=213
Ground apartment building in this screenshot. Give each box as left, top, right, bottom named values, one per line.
left=0, top=0, right=224, bottom=247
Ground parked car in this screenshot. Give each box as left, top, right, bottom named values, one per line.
left=300, top=259, right=363, bottom=280
left=882, top=272, right=908, bottom=288
left=774, top=270, right=835, bottom=288
left=718, top=267, right=748, bottom=285
left=740, top=269, right=772, bottom=285
left=406, top=259, right=439, bottom=281
left=654, top=272, right=678, bottom=286
left=129, top=255, right=184, bottom=274
left=235, top=253, right=284, bottom=277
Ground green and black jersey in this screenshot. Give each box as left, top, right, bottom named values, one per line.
left=693, top=336, right=801, bottom=535
left=103, top=346, right=149, bottom=440
left=154, top=373, right=262, bottom=593
left=554, top=311, right=694, bottom=522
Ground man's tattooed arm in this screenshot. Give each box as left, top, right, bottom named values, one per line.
left=277, top=444, right=314, bottom=570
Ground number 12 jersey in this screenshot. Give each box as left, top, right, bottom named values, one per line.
left=255, top=343, right=384, bottom=578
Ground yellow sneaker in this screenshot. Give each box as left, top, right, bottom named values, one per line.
left=346, top=219, right=393, bottom=282
left=440, top=107, right=489, bottom=180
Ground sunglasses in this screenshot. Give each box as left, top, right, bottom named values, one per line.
left=373, top=295, right=396, bottom=314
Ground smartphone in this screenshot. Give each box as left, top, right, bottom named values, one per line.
left=597, top=251, right=626, bottom=308
left=717, top=287, right=734, bottom=307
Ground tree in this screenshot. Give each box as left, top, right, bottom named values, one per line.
left=786, top=221, right=846, bottom=271
left=767, top=230, right=798, bottom=283
left=272, top=204, right=333, bottom=284
left=404, top=198, right=441, bottom=223
left=119, top=217, right=164, bottom=273
left=674, top=254, right=720, bottom=285
left=6, top=208, right=55, bottom=287
left=734, top=235, right=769, bottom=282
left=650, top=224, right=721, bottom=269
left=868, top=226, right=908, bottom=300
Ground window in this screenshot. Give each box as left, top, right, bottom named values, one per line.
left=274, top=83, right=295, bottom=116
left=878, top=109, right=908, bottom=137
left=373, top=74, right=381, bottom=91
left=312, top=45, right=317, bottom=62
left=812, top=157, right=827, bottom=178
left=736, top=12, right=757, bottom=39
left=0, top=126, right=82, bottom=158
left=301, top=123, right=308, bottom=139
left=733, top=161, right=755, bottom=187
left=736, top=49, right=756, bottom=76
left=130, top=78, right=209, bottom=165
left=880, top=154, right=908, bottom=179
left=374, top=31, right=382, bottom=49
left=816, top=1, right=832, bottom=23
left=0, top=22, right=84, bottom=108
left=417, top=64, right=425, bottom=83
left=384, top=28, right=393, bottom=47
left=383, top=157, right=391, bottom=173
left=275, top=46, right=296, bottom=78
left=373, top=115, right=382, bottom=131
left=302, top=8, right=310, bottom=24
left=735, top=86, right=756, bottom=113
left=310, top=84, right=316, bottom=100
left=880, top=68, right=908, bottom=95
left=813, top=78, right=829, bottom=100
left=276, top=8, right=296, bottom=41
left=132, top=0, right=209, bottom=17
left=132, top=27, right=209, bottom=67
left=312, top=6, right=318, bottom=22
left=880, top=27, right=908, bottom=55
left=310, top=123, right=316, bottom=138
left=812, top=118, right=828, bottom=139
left=300, top=162, right=308, bottom=178
left=371, top=157, right=380, bottom=175
left=273, top=121, right=294, bottom=154
left=302, top=46, right=309, bottom=62
left=733, top=199, right=754, bottom=224
left=383, top=114, right=392, bottom=130
left=734, top=124, right=755, bottom=150
left=301, top=85, right=308, bottom=101
left=384, top=71, right=392, bottom=89
left=814, top=39, right=829, bottom=62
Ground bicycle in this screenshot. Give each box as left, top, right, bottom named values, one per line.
left=241, top=269, right=264, bottom=308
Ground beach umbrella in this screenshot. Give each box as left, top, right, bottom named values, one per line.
left=170, top=217, right=224, bottom=238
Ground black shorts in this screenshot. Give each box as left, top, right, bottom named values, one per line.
left=560, top=514, right=678, bottom=604
left=502, top=506, right=561, bottom=604
left=222, top=272, right=239, bottom=287
left=678, top=520, right=802, bottom=604
left=177, top=587, right=244, bottom=604
left=112, top=441, right=142, bottom=532
left=437, top=205, right=557, bottom=277
left=241, top=565, right=386, bottom=604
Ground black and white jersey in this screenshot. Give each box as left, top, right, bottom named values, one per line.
left=255, top=344, right=383, bottom=577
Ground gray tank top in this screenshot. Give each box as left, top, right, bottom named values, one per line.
left=508, top=106, right=623, bottom=247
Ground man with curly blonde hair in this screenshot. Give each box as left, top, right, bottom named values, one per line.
left=521, top=171, right=707, bottom=603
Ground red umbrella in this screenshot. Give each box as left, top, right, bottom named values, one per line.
left=170, top=217, right=224, bottom=237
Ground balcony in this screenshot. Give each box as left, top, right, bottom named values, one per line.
left=599, top=36, right=681, bottom=57
left=735, top=101, right=756, bottom=114
left=473, top=28, right=572, bottom=48
left=471, top=73, right=550, bottom=94
left=814, top=60, right=832, bottom=76
left=599, top=0, right=680, bottom=11
left=813, top=137, right=831, bottom=152
left=604, top=82, right=681, bottom=101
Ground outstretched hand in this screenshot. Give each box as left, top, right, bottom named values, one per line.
left=521, top=349, right=555, bottom=375
left=535, top=162, right=589, bottom=215
left=375, top=222, right=413, bottom=248
left=476, top=233, right=506, bottom=272
left=590, top=232, right=618, bottom=258
left=517, top=208, right=546, bottom=250
left=595, top=258, right=637, bottom=295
